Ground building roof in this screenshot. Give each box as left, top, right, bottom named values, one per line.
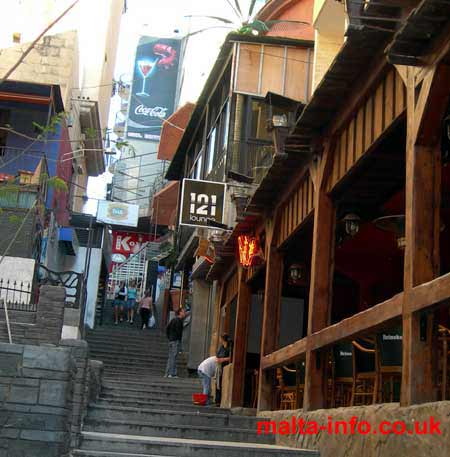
left=386, top=0, right=450, bottom=65
left=0, top=80, right=64, bottom=112
left=165, top=33, right=314, bottom=181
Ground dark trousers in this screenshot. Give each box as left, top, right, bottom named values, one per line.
left=140, top=308, right=150, bottom=328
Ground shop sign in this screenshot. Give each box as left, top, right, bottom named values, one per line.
left=179, top=179, right=226, bottom=228
left=238, top=235, right=264, bottom=268
left=97, top=201, right=139, bottom=227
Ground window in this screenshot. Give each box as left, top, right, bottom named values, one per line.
left=195, top=153, right=203, bottom=179
left=190, top=152, right=203, bottom=180
left=248, top=99, right=271, bottom=142
left=206, top=128, right=217, bottom=175
left=220, top=102, right=230, bottom=153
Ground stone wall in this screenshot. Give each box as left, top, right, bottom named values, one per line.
left=0, top=31, right=78, bottom=108
left=0, top=340, right=103, bottom=456
left=0, top=342, right=76, bottom=457
left=258, top=402, right=450, bottom=457
left=0, top=285, right=65, bottom=345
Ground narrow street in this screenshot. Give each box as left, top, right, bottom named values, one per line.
left=71, top=321, right=317, bottom=457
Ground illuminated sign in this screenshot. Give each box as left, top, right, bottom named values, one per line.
left=238, top=235, right=264, bottom=268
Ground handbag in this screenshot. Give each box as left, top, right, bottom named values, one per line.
left=149, top=315, right=156, bottom=328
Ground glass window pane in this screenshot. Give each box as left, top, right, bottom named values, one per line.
left=206, top=128, right=217, bottom=174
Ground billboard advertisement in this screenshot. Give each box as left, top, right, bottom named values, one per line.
left=127, top=36, right=182, bottom=142
left=97, top=201, right=139, bottom=227
left=179, top=179, right=226, bottom=228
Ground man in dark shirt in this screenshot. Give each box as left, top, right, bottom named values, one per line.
left=165, top=308, right=186, bottom=377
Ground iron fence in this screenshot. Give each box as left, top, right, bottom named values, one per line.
left=37, top=264, right=83, bottom=309
left=0, top=279, right=37, bottom=312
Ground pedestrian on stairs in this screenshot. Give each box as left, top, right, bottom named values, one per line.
left=126, top=279, right=138, bottom=324
left=197, top=355, right=218, bottom=405
left=138, top=289, right=153, bottom=329
left=215, top=334, right=232, bottom=406
left=113, top=280, right=127, bottom=325
left=165, top=308, right=186, bottom=378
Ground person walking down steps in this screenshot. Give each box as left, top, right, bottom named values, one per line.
left=126, top=279, right=138, bottom=324
left=138, top=289, right=154, bottom=329
left=165, top=308, right=186, bottom=378
left=113, top=280, right=127, bottom=325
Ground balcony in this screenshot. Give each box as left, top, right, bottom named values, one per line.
left=228, top=141, right=275, bottom=188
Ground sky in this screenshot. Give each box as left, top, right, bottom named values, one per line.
left=86, top=0, right=267, bottom=211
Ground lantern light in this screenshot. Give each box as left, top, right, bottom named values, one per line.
left=342, top=213, right=360, bottom=237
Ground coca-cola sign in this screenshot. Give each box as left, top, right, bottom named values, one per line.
left=127, top=36, right=182, bottom=142
left=134, top=105, right=168, bottom=119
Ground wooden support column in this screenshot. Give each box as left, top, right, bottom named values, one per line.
left=303, top=145, right=335, bottom=411
left=401, top=63, right=450, bottom=405
left=257, top=216, right=284, bottom=411
left=209, top=282, right=224, bottom=356
left=231, top=266, right=252, bottom=407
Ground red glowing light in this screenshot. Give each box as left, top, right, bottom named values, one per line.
left=238, top=235, right=262, bottom=267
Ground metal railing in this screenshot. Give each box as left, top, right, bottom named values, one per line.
left=0, top=279, right=37, bottom=312
left=37, top=264, right=83, bottom=309
left=228, top=141, right=275, bottom=187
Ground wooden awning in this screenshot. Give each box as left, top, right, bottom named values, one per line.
left=386, top=0, right=450, bottom=66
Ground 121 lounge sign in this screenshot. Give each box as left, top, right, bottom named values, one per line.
left=179, top=179, right=226, bottom=229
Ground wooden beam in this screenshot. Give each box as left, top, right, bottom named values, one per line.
left=261, top=337, right=307, bottom=370
left=309, top=293, right=403, bottom=351
left=209, top=281, right=225, bottom=356
left=257, top=215, right=284, bottom=411
left=261, top=292, right=404, bottom=371
left=231, top=266, right=252, bottom=407
left=401, top=64, right=444, bottom=406
left=303, top=155, right=335, bottom=411
left=409, top=272, right=450, bottom=314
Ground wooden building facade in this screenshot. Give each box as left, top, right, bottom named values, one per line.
left=208, top=0, right=450, bottom=412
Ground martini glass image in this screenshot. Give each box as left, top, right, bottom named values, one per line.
left=136, top=59, right=156, bottom=96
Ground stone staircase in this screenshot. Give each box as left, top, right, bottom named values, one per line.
left=71, top=323, right=318, bottom=457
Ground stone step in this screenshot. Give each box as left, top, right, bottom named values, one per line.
left=102, top=377, right=200, bottom=388
left=79, top=432, right=319, bottom=457
left=102, top=369, right=188, bottom=379
left=93, top=360, right=183, bottom=371
left=87, top=404, right=258, bottom=429
left=86, top=330, right=166, bottom=340
left=95, top=398, right=230, bottom=414
left=101, top=386, right=198, bottom=398
left=72, top=451, right=172, bottom=457
left=88, top=347, right=184, bottom=357
left=83, top=418, right=274, bottom=444
left=100, top=389, right=198, bottom=402
left=101, top=381, right=199, bottom=393
left=102, top=367, right=188, bottom=378
left=90, top=353, right=182, bottom=365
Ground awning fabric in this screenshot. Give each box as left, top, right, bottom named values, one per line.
left=157, top=103, right=195, bottom=161
left=151, top=181, right=179, bottom=227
